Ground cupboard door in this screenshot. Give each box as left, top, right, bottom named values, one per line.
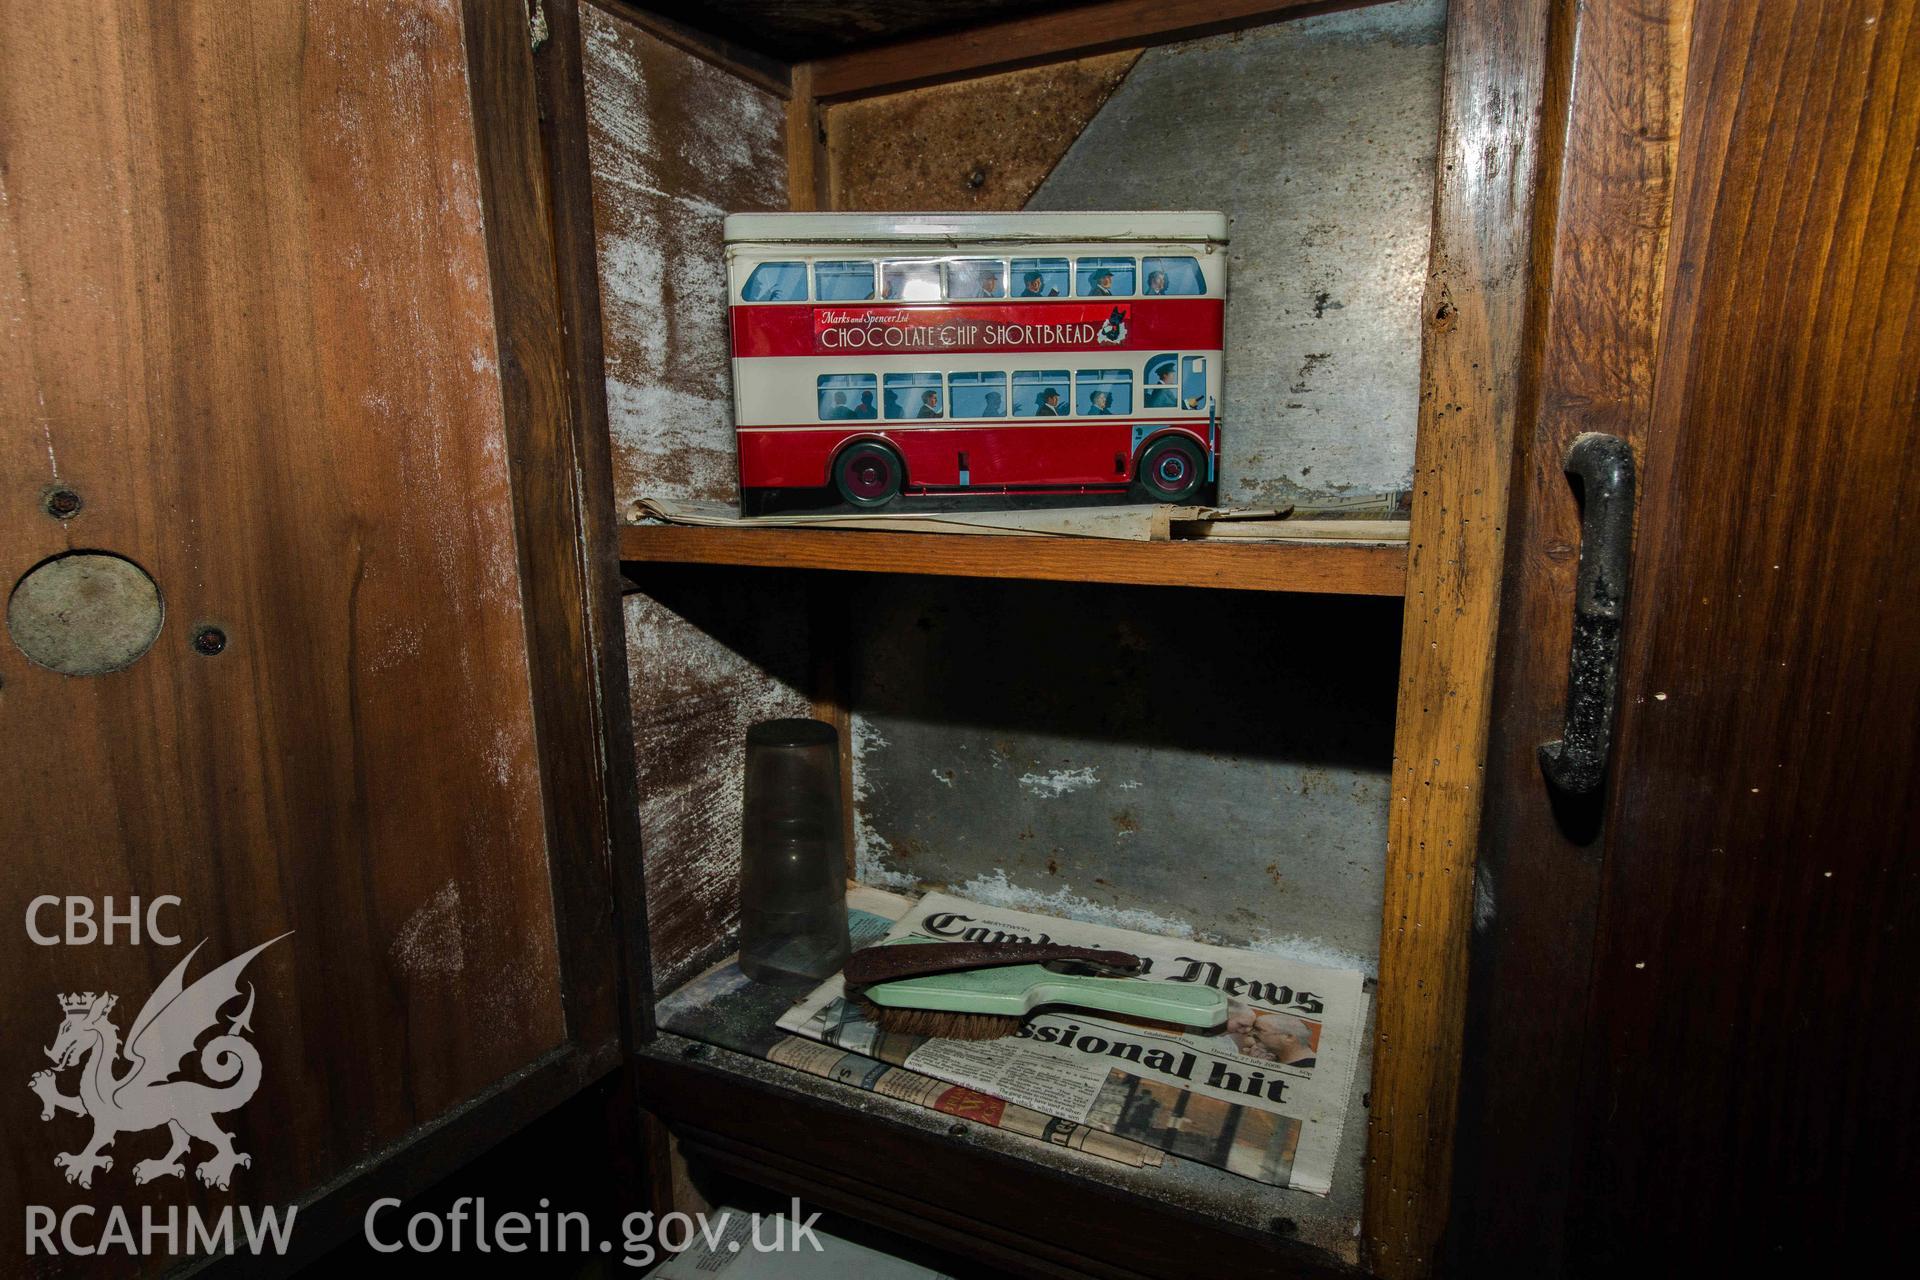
left=0, top=1, right=624, bottom=1270
left=1458, top=0, right=1920, bottom=1270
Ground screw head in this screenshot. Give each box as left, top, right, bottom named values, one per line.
left=45, top=489, right=83, bottom=519
left=192, top=626, right=227, bottom=656
left=947, top=1122, right=967, bottom=1138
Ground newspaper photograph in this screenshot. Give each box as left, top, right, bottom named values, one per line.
left=776, top=892, right=1368, bottom=1194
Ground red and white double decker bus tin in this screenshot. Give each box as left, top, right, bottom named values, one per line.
left=724, top=212, right=1228, bottom=512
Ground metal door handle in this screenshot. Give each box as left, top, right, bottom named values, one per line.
left=1539, top=433, right=1636, bottom=794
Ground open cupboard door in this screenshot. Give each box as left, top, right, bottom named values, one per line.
left=1455, top=0, right=1920, bottom=1271
left=0, top=1, right=639, bottom=1271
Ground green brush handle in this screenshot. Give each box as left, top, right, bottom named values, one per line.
left=861, top=960, right=1228, bottom=1029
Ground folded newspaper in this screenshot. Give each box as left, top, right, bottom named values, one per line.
left=777, top=892, right=1368, bottom=1195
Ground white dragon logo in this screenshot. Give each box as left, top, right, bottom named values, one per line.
left=28, top=934, right=287, bottom=1191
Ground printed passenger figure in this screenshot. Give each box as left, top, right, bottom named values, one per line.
left=884, top=390, right=903, bottom=418
left=916, top=389, right=941, bottom=419
left=1145, top=362, right=1178, bottom=407
left=826, top=390, right=854, bottom=420
left=1037, top=387, right=1065, bottom=416
left=1088, top=390, right=1114, bottom=415
left=1022, top=271, right=1059, bottom=298
left=983, top=391, right=1004, bottom=416
left=1146, top=270, right=1170, bottom=295
left=977, top=271, right=1003, bottom=298
left=1088, top=267, right=1116, bottom=296
left=855, top=390, right=877, bottom=419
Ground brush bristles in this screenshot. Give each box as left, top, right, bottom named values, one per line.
left=852, top=995, right=1022, bottom=1041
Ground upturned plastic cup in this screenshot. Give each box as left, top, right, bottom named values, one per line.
left=738, top=718, right=851, bottom=984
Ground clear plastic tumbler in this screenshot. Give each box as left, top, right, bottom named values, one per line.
left=738, top=718, right=851, bottom=984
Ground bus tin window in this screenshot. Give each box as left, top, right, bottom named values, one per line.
left=881, top=261, right=943, bottom=302
left=1010, top=258, right=1068, bottom=299
left=818, top=373, right=877, bottom=420
left=948, top=259, right=1008, bottom=299
left=1076, top=369, right=1133, bottom=415
left=815, top=260, right=876, bottom=301
left=1012, top=370, right=1071, bottom=416
left=949, top=371, right=1008, bottom=418
left=884, top=372, right=943, bottom=419
left=1143, top=354, right=1180, bottom=407
left=744, top=262, right=807, bottom=302
left=1182, top=356, right=1209, bottom=409
left=1075, top=257, right=1136, bottom=297
left=1142, top=256, right=1205, bottom=296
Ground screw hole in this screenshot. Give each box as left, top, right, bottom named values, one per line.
left=44, top=489, right=83, bottom=519
left=192, top=626, right=228, bottom=656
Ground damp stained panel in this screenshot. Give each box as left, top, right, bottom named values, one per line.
left=1028, top=0, right=1447, bottom=509
left=851, top=581, right=1400, bottom=972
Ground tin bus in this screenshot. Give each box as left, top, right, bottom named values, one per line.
left=724, top=212, right=1227, bottom=511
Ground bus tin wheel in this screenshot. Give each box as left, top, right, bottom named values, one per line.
left=833, top=441, right=904, bottom=509
left=1134, top=435, right=1205, bottom=503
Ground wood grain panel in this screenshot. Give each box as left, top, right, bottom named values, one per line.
left=1362, top=0, right=1560, bottom=1273
left=527, top=0, right=658, bottom=1047
left=1447, top=0, right=1691, bottom=1270
left=809, top=0, right=1354, bottom=100
left=0, top=0, right=565, bottom=1257
left=1566, top=0, right=1920, bottom=1266
left=621, top=523, right=1410, bottom=595
left=462, top=0, right=630, bottom=1056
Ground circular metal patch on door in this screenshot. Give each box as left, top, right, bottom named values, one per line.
left=8, top=551, right=164, bottom=676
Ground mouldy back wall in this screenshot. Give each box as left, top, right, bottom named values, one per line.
left=582, top=2, right=811, bottom=991
left=834, top=3, right=1439, bottom=969
left=854, top=584, right=1401, bottom=972
left=1026, top=0, right=1445, bottom=510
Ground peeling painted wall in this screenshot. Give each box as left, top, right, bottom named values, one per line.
left=582, top=1, right=787, bottom=506
left=1028, top=0, right=1446, bottom=507
left=581, top=4, right=809, bottom=990
left=852, top=581, right=1400, bottom=972
left=624, top=569, right=814, bottom=991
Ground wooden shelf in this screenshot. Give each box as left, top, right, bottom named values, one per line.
left=618, top=523, right=1408, bottom=596
left=635, top=1034, right=1356, bottom=1277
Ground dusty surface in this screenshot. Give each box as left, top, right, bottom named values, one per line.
left=583, top=2, right=787, bottom=506
left=582, top=8, right=813, bottom=989
left=827, top=51, right=1139, bottom=211
left=1029, top=0, right=1446, bottom=507
left=622, top=568, right=815, bottom=991
left=851, top=580, right=1399, bottom=974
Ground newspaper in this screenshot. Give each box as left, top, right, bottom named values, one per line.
left=777, top=893, right=1367, bottom=1194
left=766, top=1037, right=1163, bottom=1169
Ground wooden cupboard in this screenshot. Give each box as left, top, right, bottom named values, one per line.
left=3, top=1, right=1913, bottom=1276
